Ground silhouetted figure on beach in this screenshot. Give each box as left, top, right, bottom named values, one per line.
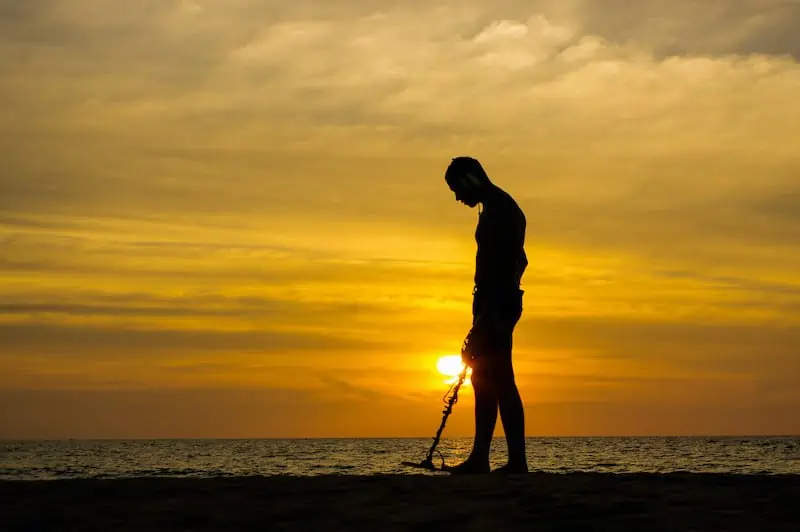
left=443, top=156, right=528, bottom=475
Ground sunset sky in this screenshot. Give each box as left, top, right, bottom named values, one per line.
left=1, top=0, right=799, bottom=438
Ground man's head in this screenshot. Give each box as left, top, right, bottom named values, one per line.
left=445, top=156, right=490, bottom=207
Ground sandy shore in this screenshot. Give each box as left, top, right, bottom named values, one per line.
left=3, top=473, right=799, bottom=531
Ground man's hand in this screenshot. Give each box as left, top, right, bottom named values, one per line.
left=463, top=307, right=511, bottom=365
left=461, top=324, right=488, bottom=367
left=461, top=328, right=476, bottom=366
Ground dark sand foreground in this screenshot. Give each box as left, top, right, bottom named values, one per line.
left=3, top=473, right=799, bottom=531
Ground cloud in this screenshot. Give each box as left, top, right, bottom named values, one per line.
left=2, top=385, right=797, bottom=438
left=4, top=1, right=798, bottom=141
left=0, top=322, right=387, bottom=357
left=3, top=1, right=798, bottom=259
left=574, top=0, right=800, bottom=59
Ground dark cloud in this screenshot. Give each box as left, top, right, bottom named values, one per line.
left=0, top=295, right=409, bottom=325
left=517, top=316, right=800, bottom=370
left=0, top=302, right=236, bottom=317
left=316, top=375, right=392, bottom=402
left=0, top=387, right=338, bottom=438
left=749, top=187, right=800, bottom=222
left=655, top=270, right=800, bottom=297
left=0, top=321, right=390, bottom=356
left=572, top=0, right=800, bottom=58
left=2, top=385, right=797, bottom=438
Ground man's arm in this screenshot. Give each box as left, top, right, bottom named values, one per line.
left=484, top=206, right=526, bottom=290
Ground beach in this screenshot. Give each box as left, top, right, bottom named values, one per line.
left=3, top=473, right=798, bottom=531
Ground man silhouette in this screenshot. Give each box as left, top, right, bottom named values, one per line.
left=443, top=156, right=528, bottom=474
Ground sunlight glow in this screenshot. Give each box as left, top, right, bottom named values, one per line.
left=436, top=355, right=464, bottom=377
left=436, top=355, right=471, bottom=385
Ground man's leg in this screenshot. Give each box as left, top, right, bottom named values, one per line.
left=494, top=307, right=527, bottom=473
left=495, top=361, right=527, bottom=472
left=469, top=360, right=499, bottom=464
left=444, top=360, right=496, bottom=474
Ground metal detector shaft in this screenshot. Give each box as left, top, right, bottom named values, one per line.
left=424, top=363, right=469, bottom=465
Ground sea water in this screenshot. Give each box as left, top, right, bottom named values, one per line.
left=1, top=437, right=798, bottom=480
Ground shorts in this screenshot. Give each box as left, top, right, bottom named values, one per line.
left=469, top=288, right=523, bottom=360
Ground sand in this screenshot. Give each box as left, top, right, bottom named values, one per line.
left=2, top=473, right=799, bottom=531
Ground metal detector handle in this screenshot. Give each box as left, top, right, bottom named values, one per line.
left=425, top=363, right=470, bottom=465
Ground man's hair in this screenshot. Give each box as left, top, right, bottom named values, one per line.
left=445, top=156, right=490, bottom=190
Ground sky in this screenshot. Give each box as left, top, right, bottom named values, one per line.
left=1, top=0, right=799, bottom=438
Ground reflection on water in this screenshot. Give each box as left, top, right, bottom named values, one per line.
left=1, top=437, right=798, bottom=480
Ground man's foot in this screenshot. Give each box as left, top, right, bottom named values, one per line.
left=442, top=458, right=490, bottom=475
left=491, top=463, right=529, bottom=474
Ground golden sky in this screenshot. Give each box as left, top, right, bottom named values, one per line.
left=1, top=0, right=799, bottom=438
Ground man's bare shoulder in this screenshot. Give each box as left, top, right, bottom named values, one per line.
left=486, top=187, right=525, bottom=221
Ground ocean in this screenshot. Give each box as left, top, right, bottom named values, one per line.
left=2, top=437, right=798, bottom=480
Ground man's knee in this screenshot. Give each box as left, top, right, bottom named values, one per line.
left=472, top=357, right=514, bottom=387
left=470, top=363, right=490, bottom=390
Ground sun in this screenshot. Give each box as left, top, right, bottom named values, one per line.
left=437, top=355, right=463, bottom=377
left=436, top=355, right=470, bottom=385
